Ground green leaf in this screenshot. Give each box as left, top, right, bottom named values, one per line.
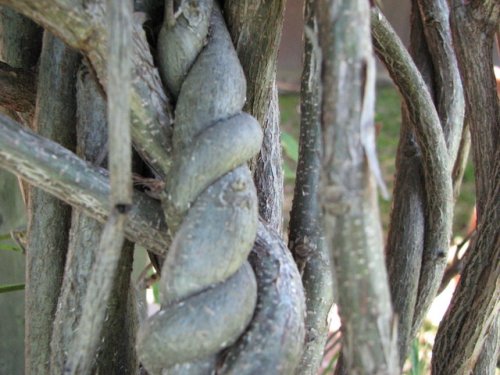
left=0, top=244, right=22, bottom=252
left=281, top=131, right=299, bottom=162
left=152, top=282, right=160, bottom=304
left=409, top=339, right=421, bottom=375
left=0, top=283, right=25, bottom=294
left=283, top=163, right=296, bottom=180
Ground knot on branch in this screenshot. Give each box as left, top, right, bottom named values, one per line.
left=136, top=2, right=263, bottom=372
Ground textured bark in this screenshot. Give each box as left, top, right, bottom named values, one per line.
left=288, top=1, right=333, bottom=373
left=0, top=61, right=36, bottom=115
left=432, top=150, right=500, bottom=374
left=138, top=4, right=261, bottom=372
left=416, top=0, right=464, bottom=163
left=24, top=32, right=79, bottom=375
left=0, top=114, right=168, bottom=255
left=381, top=3, right=430, bottom=364
left=220, top=222, right=305, bottom=374
left=318, top=1, right=398, bottom=374
left=0, top=169, right=25, bottom=375
left=0, top=107, right=306, bottom=373
left=449, top=0, right=500, bottom=216
left=224, top=0, right=285, bottom=231
left=0, top=10, right=40, bottom=374
left=65, top=2, right=134, bottom=371
left=472, top=316, right=499, bottom=375
left=432, top=2, right=500, bottom=372
left=50, top=64, right=137, bottom=375
left=0, top=6, right=41, bottom=68
left=0, top=0, right=174, bottom=177
left=372, top=7, right=454, bottom=356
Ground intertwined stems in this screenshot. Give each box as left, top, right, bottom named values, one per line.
left=223, top=0, right=286, bottom=231
left=432, top=1, right=500, bottom=373
left=371, top=5, right=456, bottom=364
left=136, top=2, right=261, bottom=372
left=317, top=1, right=398, bottom=373
left=64, top=1, right=132, bottom=373
left=0, top=1, right=307, bottom=372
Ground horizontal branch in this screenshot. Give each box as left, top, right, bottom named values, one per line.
left=0, top=0, right=173, bottom=177
left=0, top=113, right=168, bottom=255
left=0, top=61, right=36, bottom=114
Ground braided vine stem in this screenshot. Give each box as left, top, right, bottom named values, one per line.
left=137, top=2, right=263, bottom=372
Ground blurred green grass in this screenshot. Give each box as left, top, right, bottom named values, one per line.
left=279, top=84, right=475, bottom=237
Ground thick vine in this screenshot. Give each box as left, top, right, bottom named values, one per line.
left=136, top=2, right=263, bottom=372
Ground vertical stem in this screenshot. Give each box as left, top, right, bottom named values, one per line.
left=65, top=1, right=133, bottom=373
left=224, top=0, right=286, bottom=232
left=317, top=1, right=398, bottom=373
left=288, top=0, right=333, bottom=372
left=50, top=64, right=137, bottom=374
left=0, top=9, right=41, bottom=374
left=25, top=32, right=79, bottom=375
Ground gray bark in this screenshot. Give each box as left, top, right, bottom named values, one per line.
left=0, top=169, right=25, bottom=375
left=380, top=3, right=431, bottom=364
left=318, top=1, right=398, bottom=374
left=0, top=114, right=168, bottom=255
left=219, top=222, right=305, bottom=374
left=0, top=109, right=306, bottom=373
left=25, top=31, right=79, bottom=375
left=432, top=3, right=500, bottom=372
left=472, top=316, right=499, bottom=375
left=372, top=6, right=455, bottom=362
left=64, top=2, right=134, bottom=371
left=0, top=0, right=174, bottom=177
left=288, top=1, right=333, bottom=373
left=0, top=9, right=40, bottom=374
left=432, top=149, right=500, bottom=374
left=138, top=4, right=260, bottom=372
left=224, top=0, right=285, bottom=232
left=50, top=64, right=137, bottom=375
left=0, top=6, right=41, bottom=68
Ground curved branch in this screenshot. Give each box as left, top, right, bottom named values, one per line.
left=0, top=0, right=173, bottom=177
left=371, top=7, right=453, bottom=337
left=137, top=3, right=264, bottom=372
left=417, top=0, right=465, bottom=162
left=432, top=149, right=500, bottom=374
left=0, top=110, right=306, bottom=374
left=224, top=0, right=286, bottom=230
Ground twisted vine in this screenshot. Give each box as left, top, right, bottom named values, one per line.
left=136, top=1, right=263, bottom=373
